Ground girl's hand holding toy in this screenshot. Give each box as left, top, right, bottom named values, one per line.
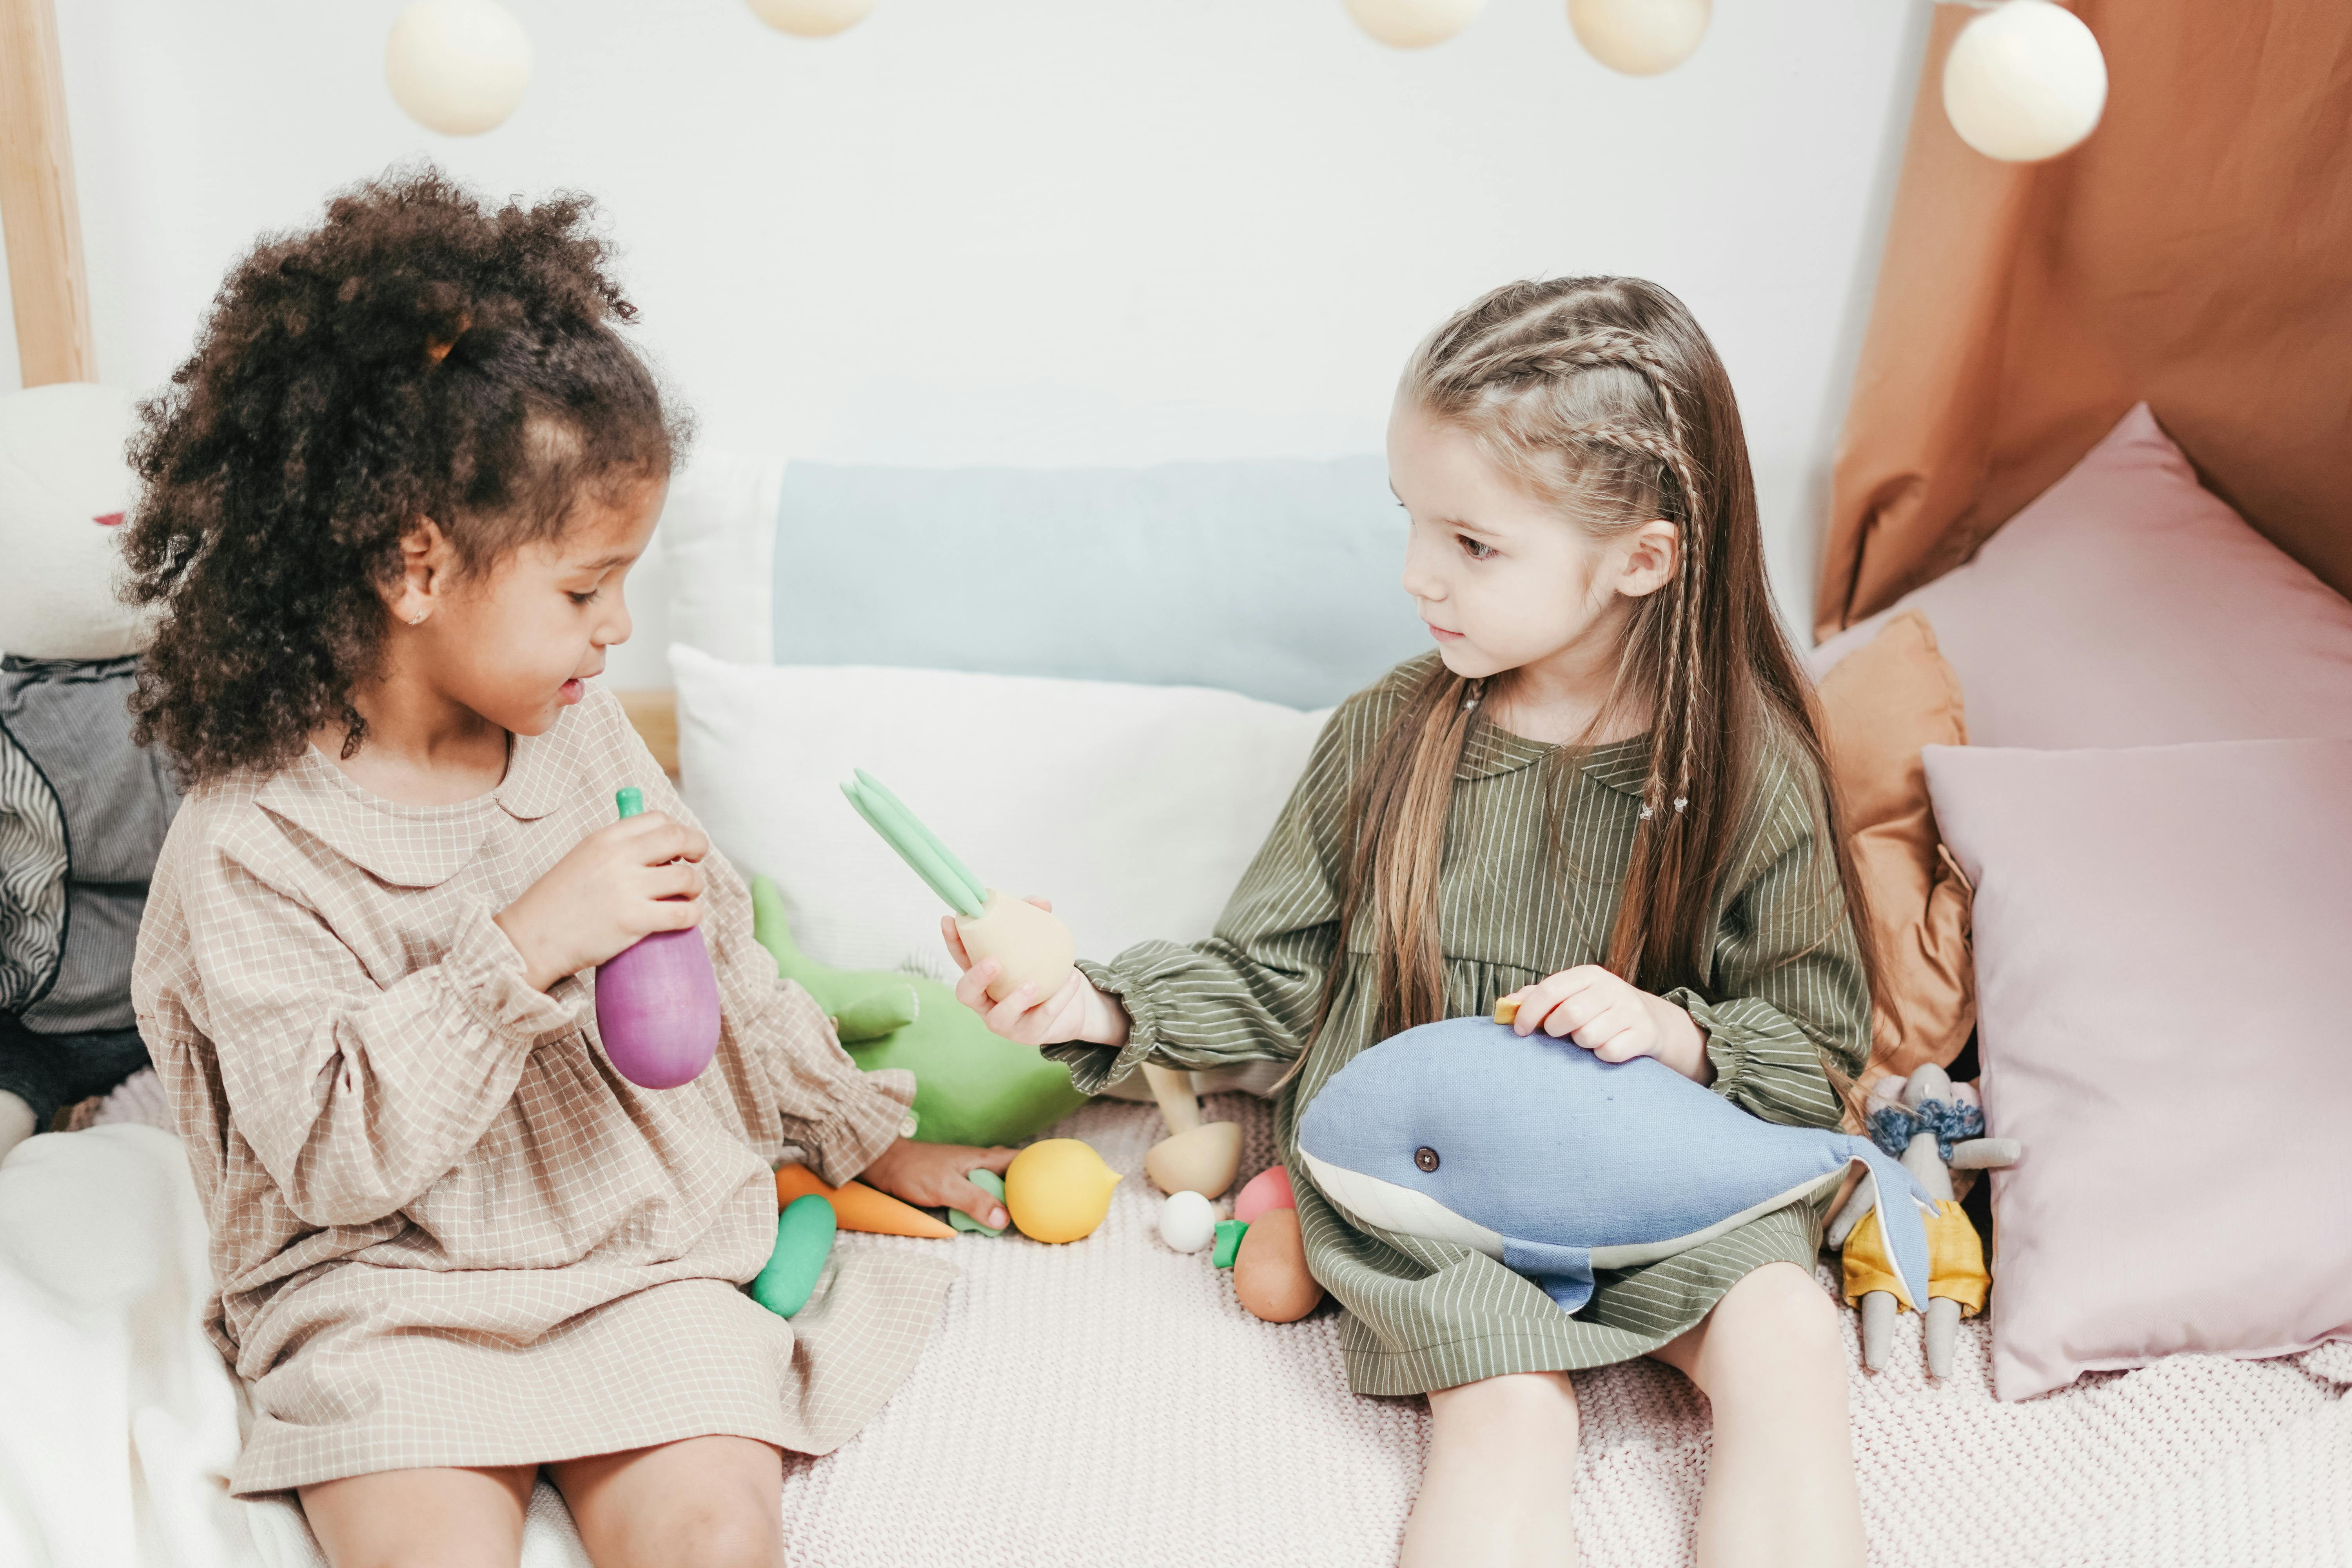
left=942, top=908, right=1129, bottom=1050
left=861, top=1137, right=1018, bottom=1232
left=495, top=793, right=710, bottom=993
left=569, top=788, right=723, bottom=1089
left=1495, top=964, right=1711, bottom=1085
left=833, top=767, right=1128, bottom=1049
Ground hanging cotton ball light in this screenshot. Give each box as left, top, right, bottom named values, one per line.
left=1345, top=0, right=1485, bottom=50
left=1942, top=0, right=2107, bottom=162
left=385, top=0, right=531, bottom=137
left=1567, top=0, right=1710, bottom=77
left=745, top=0, right=877, bottom=38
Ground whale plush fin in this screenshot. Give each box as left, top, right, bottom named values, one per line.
left=1502, top=1237, right=1597, bottom=1314
left=1847, top=1143, right=1935, bottom=1313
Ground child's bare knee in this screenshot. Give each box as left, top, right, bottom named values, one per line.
left=669, top=1499, right=785, bottom=1568
left=1430, top=1370, right=1581, bottom=1448
left=1709, top=1262, right=1847, bottom=1374
left=327, top=1542, right=517, bottom=1568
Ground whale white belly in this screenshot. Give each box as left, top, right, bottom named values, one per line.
left=1300, top=1151, right=1843, bottom=1269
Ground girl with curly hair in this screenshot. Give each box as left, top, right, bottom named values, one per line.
left=125, top=167, right=1010, bottom=1566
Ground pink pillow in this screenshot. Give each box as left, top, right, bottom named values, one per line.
left=1923, top=738, right=2352, bottom=1400
left=1815, top=405, right=2352, bottom=747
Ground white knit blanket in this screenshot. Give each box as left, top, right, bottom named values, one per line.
left=15, top=1082, right=2348, bottom=1567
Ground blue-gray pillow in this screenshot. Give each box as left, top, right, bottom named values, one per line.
left=771, top=457, right=1427, bottom=710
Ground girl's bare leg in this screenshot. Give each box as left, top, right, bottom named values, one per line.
left=1401, top=1370, right=1581, bottom=1568
left=548, top=1434, right=786, bottom=1568
left=298, top=1463, right=535, bottom=1568
left=1650, top=1261, right=1866, bottom=1568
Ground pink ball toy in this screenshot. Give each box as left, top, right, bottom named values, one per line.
left=1233, top=1165, right=1296, bottom=1226
left=592, top=788, right=721, bottom=1089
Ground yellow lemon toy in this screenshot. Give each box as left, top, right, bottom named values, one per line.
left=1004, top=1138, right=1121, bottom=1244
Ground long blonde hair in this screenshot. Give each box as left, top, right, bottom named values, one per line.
left=1329, top=277, right=1877, bottom=1056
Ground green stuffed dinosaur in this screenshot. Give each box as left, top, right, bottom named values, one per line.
left=748, top=875, right=1091, bottom=1147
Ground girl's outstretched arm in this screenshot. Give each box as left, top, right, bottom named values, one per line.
left=1036, top=710, right=1359, bottom=1095
left=937, top=699, right=1367, bottom=1093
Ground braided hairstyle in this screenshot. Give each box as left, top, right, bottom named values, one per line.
left=121, top=164, right=690, bottom=787
left=1333, top=276, right=1878, bottom=1053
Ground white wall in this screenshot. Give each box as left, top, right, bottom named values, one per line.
left=4, top=0, right=1929, bottom=686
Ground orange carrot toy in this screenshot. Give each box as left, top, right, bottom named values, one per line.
left=774, top=1163, right=956, bottom=1239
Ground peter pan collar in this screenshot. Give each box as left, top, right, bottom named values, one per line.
left=1454, top=723, right=1653, bottom=800
left=252, top=717, right=572, bottom=889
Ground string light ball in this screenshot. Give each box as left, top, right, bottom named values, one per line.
left=384, top=0, right=532, bottom=137
left=1568, top=0, right=1710, bottom=77
left=1345, top=0, right=1485, bottom=50
left=745, top=0, right=878, bottom=38
left=1942, top=0, right=2107, bottom=163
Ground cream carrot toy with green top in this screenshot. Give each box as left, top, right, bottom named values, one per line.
left=844, top=771, right=1242, bottom=1202
left=840, top=770, right=1075, bottom=1005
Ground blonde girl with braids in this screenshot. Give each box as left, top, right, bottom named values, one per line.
left=949, top=276, right=1878, bottom=1566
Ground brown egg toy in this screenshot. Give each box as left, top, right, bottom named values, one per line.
left=1233, top=1207, right=1323, bottom=1323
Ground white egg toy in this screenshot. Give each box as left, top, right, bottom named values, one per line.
left=1568, top=0, right=1710, bottom=77
left=1345, top=0, right=1485, bottom=50
left=1942, top=0, right=2107, bottom=163
left=1158, top=1190, right=1218, bottom=1254
left=385, top=0, right=531, bottom=137
left=745, top=0, right=877, bottom=38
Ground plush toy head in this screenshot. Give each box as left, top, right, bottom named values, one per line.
left=0, top=384, right=145, bottom=661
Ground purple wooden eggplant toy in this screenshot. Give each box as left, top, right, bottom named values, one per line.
left=592, top=787, right=721, bottom=1089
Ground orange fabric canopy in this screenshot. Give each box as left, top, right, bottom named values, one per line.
left=1818, top=0, right=2352, bottom=640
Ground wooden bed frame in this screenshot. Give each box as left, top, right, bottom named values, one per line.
left=617, top=689, right=680, bottom=778
left=1, top=0, right=95, bottom=387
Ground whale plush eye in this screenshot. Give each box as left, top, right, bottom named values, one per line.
left=1414, top=1146, right=1439, bottom=1173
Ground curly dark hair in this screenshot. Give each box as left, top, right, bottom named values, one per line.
left=121, top=164, right=692, bottom=787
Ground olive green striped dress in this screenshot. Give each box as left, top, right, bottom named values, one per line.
left=1049, top=653, right=1869, bottom=1396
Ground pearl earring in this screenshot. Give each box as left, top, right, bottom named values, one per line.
left=408, top=610, right=427, bottom=625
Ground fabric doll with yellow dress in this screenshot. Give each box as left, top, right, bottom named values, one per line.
left=1831, top=1061, right=2018, bottom=1378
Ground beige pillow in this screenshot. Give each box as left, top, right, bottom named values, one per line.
left=1817, top=612, right=1973, bottom=1077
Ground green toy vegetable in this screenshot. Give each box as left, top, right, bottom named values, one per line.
left=750, top=875, right=1090, bottom=1148
left=947, top=1168, right=1009, bottom=1236
left=750, top=1194, right=836, bottom=1318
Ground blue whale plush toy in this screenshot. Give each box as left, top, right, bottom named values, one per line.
left=1296, top=1016, right=1934, bottom=1316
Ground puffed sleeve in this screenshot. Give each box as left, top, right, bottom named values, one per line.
left=1046, top=695, right=1375, bottom=1094
left=172, top=849, right=583, bottom=1229
left=1664, top=748, right=1871, bottom=1130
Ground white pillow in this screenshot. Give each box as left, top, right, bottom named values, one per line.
left=657, top=448, right=782, bottom=668
left=672, top=647, right=1332, bottom=1093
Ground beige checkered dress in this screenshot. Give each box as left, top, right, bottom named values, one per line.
left=132, top=687, right=955, bottom=1496
left=1054, top=653, right=1871, bottom=1397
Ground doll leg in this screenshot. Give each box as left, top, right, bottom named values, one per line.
left=548, top=1435, right=786, bottom=1568
left=1649, top=1262, right=1865, bottom=1568
left=1402, top=1371, right=1581, bottom=1568
left=299, top=1463, right=535, bottom=1568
